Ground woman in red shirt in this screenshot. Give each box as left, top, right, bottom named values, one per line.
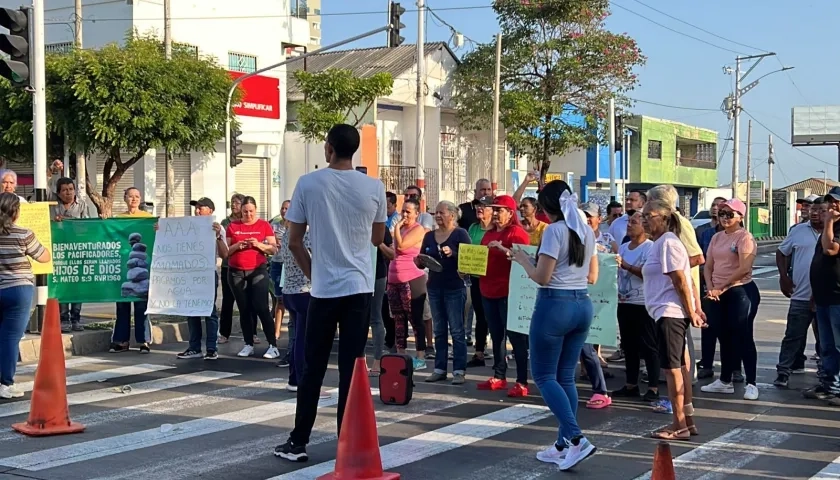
left=478, top=195, right=531, bottom=397
left=226, top=196, right=279, bottom=359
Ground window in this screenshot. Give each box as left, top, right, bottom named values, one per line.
left=314, top=8, right=321, bottom=15
left=45, top=42, right=73, bottom=54
left=311, top=22, right=320, bottom=30
left=291, top=0, right=307, bottom=19
left=173, top=42, right=198, bottom=57
left=389, top=140, right=403, bottom=166
left=228, top=52, right=257, bottom=73
left=310, top=37, right=320, bottom=45
left=647, top=140, right=662, bottom=160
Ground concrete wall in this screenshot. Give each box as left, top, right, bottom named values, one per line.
left=628, top=116, right=718, bottom=188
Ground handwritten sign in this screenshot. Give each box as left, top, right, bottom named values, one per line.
left=458, top=243, right=488, bottom=276
left=18, top=202, right=54, bottom=275
left=146, top=216, right=216, bottom=317
left=506, top=251, right=618, bottom=347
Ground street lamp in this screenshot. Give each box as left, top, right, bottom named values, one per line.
left=818, top=169, right=828, bottom=194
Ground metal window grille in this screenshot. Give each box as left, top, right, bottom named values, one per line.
left=647, top=140, right=662, bottom=160
left=389, top=140, right=403, bottom=166
left=45, top=42, right=73, bottom=54
left=228, top=52, right=257, bottom=73
left=174, top=42, right=198, bottom=57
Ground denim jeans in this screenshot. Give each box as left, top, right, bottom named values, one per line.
left=529, top=289, right=593, bottom=443
left=284, top=292, right=311, bottom=387
left=579, top=344, right=608, bottom=394
left=369, top=278, right=387, bottom=360
left=705, top=283, right=758, bottom=384
left=777, top=300, right=815, bottom=375
left=113, top=300, right=150, bottom=344
left=187, top=272, right=219, bottom=352
left=60, top=303, right=82, bottom=325
left=0, top=285, right=35, bottom=386
left=428, top=286, right=467, bottom=375
left=483, top=296, right=529, bottom=384
left=815, top=304, right=840, bottom=394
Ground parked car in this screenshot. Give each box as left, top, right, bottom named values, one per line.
left=691, top=210, right=711, bottom=229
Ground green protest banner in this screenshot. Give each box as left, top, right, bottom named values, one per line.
left=49, top=218, right=157, bottom=303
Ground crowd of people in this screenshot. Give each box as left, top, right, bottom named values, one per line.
left=0, top=124, right=838, bottom=473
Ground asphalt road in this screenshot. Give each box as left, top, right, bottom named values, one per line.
left=3, top=273, right=839, bottom=480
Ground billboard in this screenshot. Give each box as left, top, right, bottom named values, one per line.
left=791, top=105, right=840, bottom=146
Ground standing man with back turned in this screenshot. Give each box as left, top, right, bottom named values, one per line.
left=275, top=124, right=387, bottom=462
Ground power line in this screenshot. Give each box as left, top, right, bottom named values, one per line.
left=630, top=98, right=718, bottom=111
left=609, top=2, right=747, bottom=55
left=627, top=0, right=769, bottom=53
left=741, top=109, right=836, bottom=168
left=775, top=56, right=809, bottom=103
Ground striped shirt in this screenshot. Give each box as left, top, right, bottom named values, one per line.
left=0, top=225, right=47, bottom=289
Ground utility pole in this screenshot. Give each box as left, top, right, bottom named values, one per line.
left=818, top=169, right=828, bottom=195
left=73, top=0, right=86, bottom=198
left=745, top=119, right=752, bottom=229
left=414, top=0, right=425, bottom=208
left=163, top=0, right=173, bottom=217
left=490, top=32, right=502, bottom=192
left=768, top=135, right=774, bottom=236
left=32, top=0, right=48, bottom=331
left=608, top=97, right=616, bottom=201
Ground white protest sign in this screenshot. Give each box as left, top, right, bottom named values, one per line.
left=146, top=216, right=216, bottom=317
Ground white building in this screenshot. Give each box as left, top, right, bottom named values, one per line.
left=2, top=0, right=309, bottom=218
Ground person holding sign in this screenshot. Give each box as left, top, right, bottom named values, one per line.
left=420, top=201, right=471, bottom=385
left=478, top=195, right=531, bottom=398
left=640, top=198, right=705, bottom=441
left=0, top=193, right=51, bottom=399
left=51, top=177, right=90, bottom=333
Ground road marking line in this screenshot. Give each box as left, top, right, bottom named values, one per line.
left=270, top=404, right=552, bottom=480
left=16, top=357, right=115, bottom=376
left=15, top=364, right=174, bottom=393
left=0, top=388, right=378, bottom=471
left=0, top=378, right=288, bottom=444
left=88, top=392, right=474, bottom=480
left=633, top=428, right=791, bottom=479
left=810, top=455, right=840, bottom=479
left=752, top=266, right=778, bottom=276
left=0, top=371, right=239, bottom=419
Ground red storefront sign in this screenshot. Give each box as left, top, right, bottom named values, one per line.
left=228, top=71, right=281, bottom=120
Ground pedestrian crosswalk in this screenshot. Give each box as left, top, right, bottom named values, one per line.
left=0, top=355, right=838, bottom=479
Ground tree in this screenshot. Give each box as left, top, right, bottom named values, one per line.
left=292, top=68, right=394, bottom=142
left=452, top=0, right=645, bottom=179
left=0, top=34, right=240, bottom=217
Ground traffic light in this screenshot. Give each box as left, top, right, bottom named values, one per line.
left=388, top=2, right=405, bottom=48
left=230, top=126, right=243, bottom=168
left=0, top=7, right=31, bottom=88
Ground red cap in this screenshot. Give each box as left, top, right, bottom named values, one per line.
left=490, top=195, right=517, bottom=211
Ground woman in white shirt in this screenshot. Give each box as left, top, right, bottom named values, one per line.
left=511, top=180, right=597, bottom=472
left=641, top=199, right=706, bottom=441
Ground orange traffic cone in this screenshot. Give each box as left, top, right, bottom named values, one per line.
left=317, top=357, right=399, bottom=480
left=651, top=441, right=675, bottom=480
left=12, top=298, right=86, bottom=437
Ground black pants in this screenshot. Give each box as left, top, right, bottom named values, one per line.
left=382, top=288, right=395, bottom=350
left=617, top=303, right=660, bottom=386
left=470, top=278, right=488, bottom=352
left=228, top=264, right=276, bottom=347
left=705, top=282, right=760, bottom=384
left=289, top=293, right=371, bottom=446
left=220, top=267, right=234, bottom=338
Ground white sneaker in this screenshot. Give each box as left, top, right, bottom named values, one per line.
left=559, top=437, right=596, bottom=471
left=701, top=379, right=735, bottom=394
left=286, top=384, right=298, bottom=392
left=536, top=443, right=567, bottom=465
left=237, top=345, right=255, bottom=357
left=263, top=346, right=281, bottom=359
left=0, top=384, right=24, bottom=399
left=744, top=384, right=759, bottom=401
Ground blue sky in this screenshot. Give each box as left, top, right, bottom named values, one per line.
left=320, top=0, right=839, bottom=188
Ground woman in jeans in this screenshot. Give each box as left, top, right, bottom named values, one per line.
left=478, top=195, right=530, bottom=397
left=700, top=198, right=761, bottom=401
left=225, top=196, right=280, bottom=359
left=641, top=199, right=704, bottom=441
left=612, top=212, right=660, bottom=402
left=219, top=193, right=244, bottom=344
left=0, top=193, right=50, bottom=399
left=110, top=187, right=154, bottom=354
left=385, top=198, right=427, bottom=371
left=510, top=180, right=597, bottom=470
left=421, top=201, right=471, bottom=385
left=466, top=197, right=493, bottom=367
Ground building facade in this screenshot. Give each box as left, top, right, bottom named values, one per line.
left=0, top=0, right=309, bottom=219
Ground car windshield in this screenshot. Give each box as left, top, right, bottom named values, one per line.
left=693, top=210, right=710, bottom=220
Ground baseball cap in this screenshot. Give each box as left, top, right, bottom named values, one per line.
left=190, top=197, right=216, bottom=211
left=580, top=202, right=600, bottom=218
left=490, top=195, right=517, bottom=211
left=721, top=198, right=746, bottom=217
left=824, top=186, right=840, bottom=202
left=796, top=194, right=821, bottom=205
left=477, top=195, right=495, bottom=206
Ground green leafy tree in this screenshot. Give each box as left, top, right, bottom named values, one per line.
left=292, top=68, right=394, bottom=142
left=0, top=34, right=240, bottom=217
left=452, top=0, right=645, bottom=179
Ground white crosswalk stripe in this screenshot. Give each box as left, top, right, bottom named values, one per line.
left=0, top=358, right=837, bottom=480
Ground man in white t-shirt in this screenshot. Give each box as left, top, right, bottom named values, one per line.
left=276, top=124, right=387, bottom=463
left=608, top=190, right=646, bottom=244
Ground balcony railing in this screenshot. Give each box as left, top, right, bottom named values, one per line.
left=677, top=157, right=717, bottom=170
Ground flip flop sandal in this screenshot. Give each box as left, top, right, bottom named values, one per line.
left=586, top=393, right=612, bottom=409
left=684, top=403, right=699, bottom=435
left=651, top=428, right=690, bottom=441
left=652, top=399, right=672, bottom=414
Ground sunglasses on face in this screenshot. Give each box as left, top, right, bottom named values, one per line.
left=718, top=211, right=736, bottom=219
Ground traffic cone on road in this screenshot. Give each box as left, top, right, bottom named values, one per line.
left=651, top=441, right=675, bottom=480
left=12, top=298, right=86, bottom=437
left=317, top=357, right=399, bottom=480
